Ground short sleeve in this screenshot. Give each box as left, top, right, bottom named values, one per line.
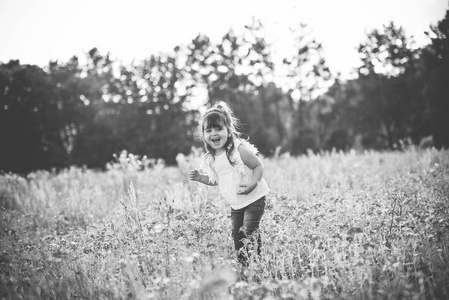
left=233, top=139, right=258, bottom=176
left=239, top=139, right=259, bottom=155
left=199, top=155, right=218, bottom=184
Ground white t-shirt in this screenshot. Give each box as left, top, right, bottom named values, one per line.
left=200, top=138, right=270, bottom=210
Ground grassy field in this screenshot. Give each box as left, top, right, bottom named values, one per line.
left=1, top=148, right=448, bottom=299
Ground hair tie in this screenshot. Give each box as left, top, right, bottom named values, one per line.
left=204, top=108, right=226, bottom=118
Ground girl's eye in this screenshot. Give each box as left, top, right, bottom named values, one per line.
left=205, top=126, right=222, bottom=132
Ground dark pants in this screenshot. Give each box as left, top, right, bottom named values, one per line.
left=231, top=197, right=266, bottom=266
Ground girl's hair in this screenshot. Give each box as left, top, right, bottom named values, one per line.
left=200, top=101, right=241, bottom=165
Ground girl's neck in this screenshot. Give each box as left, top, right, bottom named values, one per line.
left=214, top=148, right=226, bottom=156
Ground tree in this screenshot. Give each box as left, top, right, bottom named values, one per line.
left=282, top=23, right=332, bottom=154
left=183, top=19, right=290, bottom=155
left=356, top=22, right=427, bottom=149
left=97, top=50, right=199, bottom=165
left=184, top=19, right=275, bottom=104
left=318, top=77, right=362, bottom=151
left=422, top=10, right=449, bottom=149
left=0, top=61, right=71, bottom=173
left=65, top=48, right=122, bottom=168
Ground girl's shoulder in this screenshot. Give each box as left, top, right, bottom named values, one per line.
left=232, top=138, right=257, bottom=176
left=199, top=153, right=218, bottom=184
left=234, top=138, right=259, bottom=154
left=234, top=138, right=258, bottom=155
left=202, top=152, right=214, bottom=166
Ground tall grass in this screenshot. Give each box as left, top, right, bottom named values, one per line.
left=0, top=148, right=448, bottom=299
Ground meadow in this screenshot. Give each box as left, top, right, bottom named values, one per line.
left=1, top=148, right=448, bottom=299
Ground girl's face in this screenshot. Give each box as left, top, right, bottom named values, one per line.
left=203, top=118, right=230, bottom=152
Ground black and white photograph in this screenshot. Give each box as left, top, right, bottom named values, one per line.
left=1, top=0, right=448, bottom=299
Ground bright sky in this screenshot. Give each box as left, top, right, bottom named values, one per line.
left=0, top=0, right=447, bottom=79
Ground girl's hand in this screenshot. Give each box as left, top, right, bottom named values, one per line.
left=237, top=182, right=257, bottom=195
left=189, top=169, right=201, bottom=181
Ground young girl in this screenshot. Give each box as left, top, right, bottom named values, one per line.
left=189, top=101, right=270, bottom=267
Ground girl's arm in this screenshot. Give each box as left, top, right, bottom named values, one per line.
left=189, top=169, right=217, bottom=186
left=237, top=144, right=264, bottom=195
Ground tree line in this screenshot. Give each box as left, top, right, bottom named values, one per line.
left=1, top=12, right=448, bottom=174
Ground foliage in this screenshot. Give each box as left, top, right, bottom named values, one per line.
left=1, top=149, right=449, bottom=299
left=0, top=60, right=71, bottom=173
left=0, top=48, right=199, bottom=172
left=356, top=22, right=429, bottom=149
left=281, top=23, right=332, bottom=155
left=1, top=13, right=449, bottom=173
left=317, top=21, right=433, bottom=152
left=422, top=10, right=449, bottom=149
left=183, top=19, right=290, bottom=155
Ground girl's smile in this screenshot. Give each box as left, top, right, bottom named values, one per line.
left=204, top=124, right=229, bottom=152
